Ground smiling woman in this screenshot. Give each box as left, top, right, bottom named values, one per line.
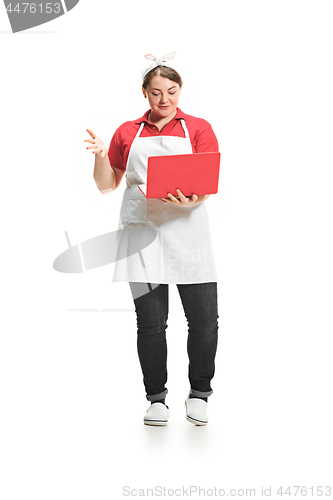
left=84, top=52, right=220, bottom=428
left=142, top=70, right=181, bottom=132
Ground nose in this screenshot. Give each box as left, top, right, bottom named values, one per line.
left=159, top=93, right=168, bottom=103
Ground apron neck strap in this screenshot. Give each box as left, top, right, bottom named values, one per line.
left=135, top=122, right=145, bottom=139
left=180, top=119, right=190, bottom=139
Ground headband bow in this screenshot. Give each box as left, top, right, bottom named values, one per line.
left=141, top=51, right=177, bottom=81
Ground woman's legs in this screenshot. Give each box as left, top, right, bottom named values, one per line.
left=129, top=282, right=169, bottom=402
left=129, top=281, right=218, bottom=402
left=176, top=282, right=219, bottom=398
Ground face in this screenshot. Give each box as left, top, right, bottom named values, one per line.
left=143, top=75, right=181, bottom=119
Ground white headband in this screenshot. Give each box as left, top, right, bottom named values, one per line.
left=141, top=51, right=177, bottom=81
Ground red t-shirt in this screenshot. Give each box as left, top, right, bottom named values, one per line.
left=108, top=107, right=219, bottom=171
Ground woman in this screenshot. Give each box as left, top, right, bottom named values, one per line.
left=84, top=52, right=219, bottom=426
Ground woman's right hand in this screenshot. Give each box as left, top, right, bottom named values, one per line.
left=84, top=129, right=108, bottom=159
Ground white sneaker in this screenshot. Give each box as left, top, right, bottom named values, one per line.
left=185, top=394, right=209, bottom=426
left=143, top=403, right=170, bottom=426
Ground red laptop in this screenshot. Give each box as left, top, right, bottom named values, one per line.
left=138, top=152, right=221, bottom=199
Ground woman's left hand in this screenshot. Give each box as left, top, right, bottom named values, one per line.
left=161, top=189, right=198, bottom=206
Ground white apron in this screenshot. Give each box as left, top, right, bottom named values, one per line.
left=112, top=119, right=218, bottom=284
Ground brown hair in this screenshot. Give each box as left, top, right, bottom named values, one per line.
left=142, top=65, right=183, bottom=90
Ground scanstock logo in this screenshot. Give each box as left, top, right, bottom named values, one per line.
left=3, top=1, right=80, bottom=33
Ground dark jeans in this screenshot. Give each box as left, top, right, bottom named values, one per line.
left=129, top=282, right=219, bottom=402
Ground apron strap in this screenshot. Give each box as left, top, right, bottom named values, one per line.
left=124, top=121, right=145, bottom=172
left=180, top=119, right=190, bottom=139
left=135, top=121, right=145, bottom=139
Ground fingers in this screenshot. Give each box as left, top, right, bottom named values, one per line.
left=93, top=147, right=106, bottom=157
left=167, top=192, right=179, bottom=202
left=176, top=188, right=186, bottom=201
left=85, top=144, right=106, bottom=157
left=85, top=137, right=106, bottom=157
left=86, top=128, right=96, bottom=139
left=161, top=191, right=200, bottom=205
left=86, top=143, right=101, bottom=152
left=176, top=189, right=197, bottom=203
left=162, top=190, right=198, bottom=205
left=85, top=130, right=107, bottom=159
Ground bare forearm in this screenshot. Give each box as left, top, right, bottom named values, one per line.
left=93, top=154, right=116, bottom=193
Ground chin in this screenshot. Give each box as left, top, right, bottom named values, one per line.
left=156, top=107, right=175, bottom=116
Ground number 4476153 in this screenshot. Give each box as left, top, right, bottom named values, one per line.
left=6, top=3, right=61, bottom=14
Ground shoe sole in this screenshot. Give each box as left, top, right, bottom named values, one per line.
left=186, top=414, right=208, bottom=426
left=144, top=419, right=168, bottom=426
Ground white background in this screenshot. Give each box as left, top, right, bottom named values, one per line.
left=1, top=0, right=333, bottom=498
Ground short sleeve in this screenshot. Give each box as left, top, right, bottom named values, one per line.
left=194, top=119, right=219, bottom=153
left=108, top=128, right=126, bottom=170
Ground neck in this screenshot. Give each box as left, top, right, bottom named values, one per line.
left=148, top=108, right=178, bottom=130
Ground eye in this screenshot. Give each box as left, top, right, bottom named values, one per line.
left=152, top=93, right=159, bottom=96
left=169, top=92, right=176, bottom=95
